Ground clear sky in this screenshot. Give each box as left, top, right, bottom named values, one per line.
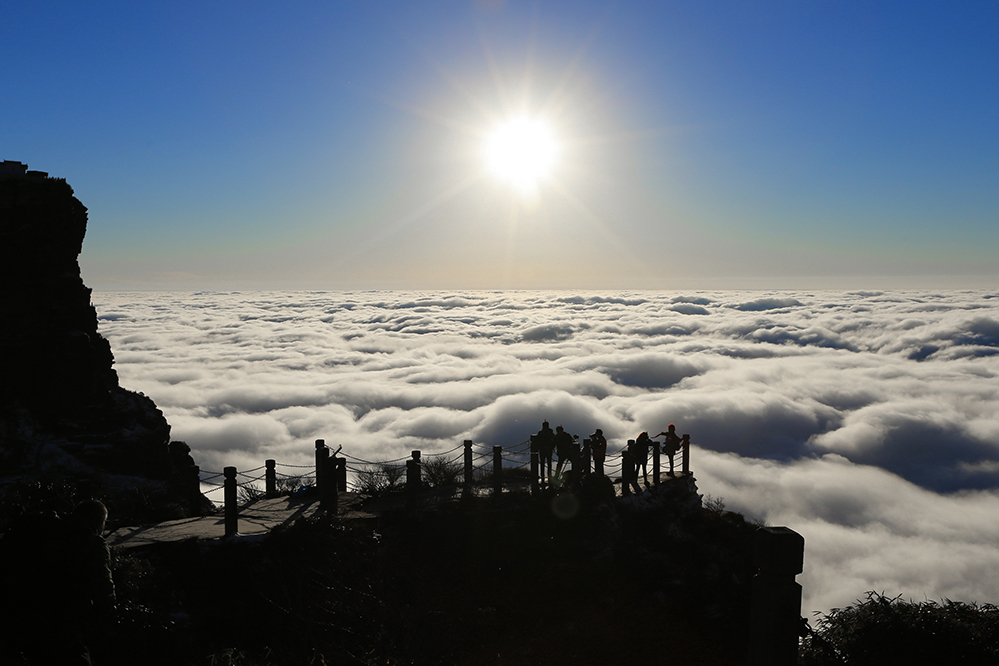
left=3, top=1, right=997, bottom=290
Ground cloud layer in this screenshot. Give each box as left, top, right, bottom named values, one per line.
left=94, top=289, right=999, bottom=613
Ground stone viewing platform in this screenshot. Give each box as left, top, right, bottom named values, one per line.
left=106, top=434, right=696, bottom=547
left=106, top=471, right=697, bottom=549
left=107, top=492, right=365, bottom=548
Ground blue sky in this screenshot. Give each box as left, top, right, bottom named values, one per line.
left=3, top=1, right=997, bottom=290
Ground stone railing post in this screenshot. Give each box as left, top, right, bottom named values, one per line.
left=315, top=439, right=327, bottom=491
left=530, top=451, right=540, bottom=496
left=336, top=457, right=347, bottom=492
left=316, top=439, right=336, bottom=511
left=529, top=435, right=539, bottom=485
left=406, top=450, right=422, bottom=493
left=224, top=466, right=238, bottom=537
left=750, top=527, right=805, bottom=666
left=265, top=459, right=276, bottom=495
left=492, top=446, right=502, bottom=495
left=622, top=444, right=636, bottom=497
left=682, top=434, right=690, bottom=475
left=582, top=438, right=592, bottom=476
left=323, top=456, right=339, bottom=513
left=652, top=439, right=661, bottom=484
left=463, top=440, right=474, bottom=492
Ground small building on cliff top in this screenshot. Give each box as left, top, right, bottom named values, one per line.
left=0, top=160, right=48, bottom=180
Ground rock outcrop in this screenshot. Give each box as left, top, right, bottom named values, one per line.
left=0, top=165, right=208, bottom=518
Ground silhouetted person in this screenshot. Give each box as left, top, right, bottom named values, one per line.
left=654, top=424, right=683, bottom=476
left=621, top=449, right=641, bottom=495
left=18, top=499, right=117, bottom=665
left=536, top=421, right=555, bottom=482
left=590, top=429, right=607, bottom=477
left=554, top=425, right=575, bottom=476
left=680, top=433, right=690, bottom=473
left=634, top=431, right=653, bottom=486
left=569, top=433, right=581, bottom=483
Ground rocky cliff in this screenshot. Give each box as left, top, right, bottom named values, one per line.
left=0, top=168, right=208, bottom=519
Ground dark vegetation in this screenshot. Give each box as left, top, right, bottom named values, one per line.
left=800, top=592, right=999, bottom=666
left=0, top=477, right=197, bottom=534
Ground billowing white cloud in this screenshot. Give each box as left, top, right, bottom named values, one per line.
left=94, top=289, right=999, bottom=613
left=696, top=450, right=999, bottom=614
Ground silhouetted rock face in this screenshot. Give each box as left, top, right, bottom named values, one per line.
left=0, top=174, right=207, bottom=515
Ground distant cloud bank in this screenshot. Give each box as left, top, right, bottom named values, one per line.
left=93, top=289, right=999, bottom=614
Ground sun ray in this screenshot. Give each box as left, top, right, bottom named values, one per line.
left=534, top=21, right=604, bottom=121
left=354, top=172, right=484, bottom=255
left=546, top=176, right=653, bottom=275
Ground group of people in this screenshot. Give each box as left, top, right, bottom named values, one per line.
left=620, top=426, right=690, bottom=493
left=531, top=421, right=689, bottom=489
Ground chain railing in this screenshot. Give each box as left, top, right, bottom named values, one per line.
left=198, top=432, right=693, bottom=538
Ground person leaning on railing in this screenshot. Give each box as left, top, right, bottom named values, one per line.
left=652, top=425, right=683, bottom=476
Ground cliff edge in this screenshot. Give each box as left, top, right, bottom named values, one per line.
left=0, top=167, right=208, bottom=519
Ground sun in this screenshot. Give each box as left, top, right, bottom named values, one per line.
left=484, top=116, right=558, bottom=193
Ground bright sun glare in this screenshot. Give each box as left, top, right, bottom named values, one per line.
left=484, top=117, right=557, bottom=193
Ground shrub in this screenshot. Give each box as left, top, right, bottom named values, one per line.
left=800, top=591, right=999, bottom=666
left=355, top=463, right=404, bottom=495
left=422, top=455, right=462, bottom=489
left=237, top=484, right=265, bottom=503
left=703, top=494, right=726, bottom=512
left=275, top=475, right=312, bottom=493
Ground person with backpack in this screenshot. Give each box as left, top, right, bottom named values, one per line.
left=653, top=425, right=683, bottom=476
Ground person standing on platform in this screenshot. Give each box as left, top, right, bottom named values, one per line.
left=536, top=421, right=556, bottom=483
left=554, top=425, right=575, bottom=476
left=590, top=428, right=607, bottom=477
left=621, top=448, right=641, bottom=495
left=654, top=424, right=683, bottom=476
left=634, top=431, right=653, bottom=486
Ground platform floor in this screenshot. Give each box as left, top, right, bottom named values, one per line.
left=107, top=491, right=371, bottom=549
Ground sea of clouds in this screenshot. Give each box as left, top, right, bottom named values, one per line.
left=93, top=289, right=999, bottom=615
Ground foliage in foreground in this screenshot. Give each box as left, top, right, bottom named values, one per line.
left=800, top=591, right=999, bottom=666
